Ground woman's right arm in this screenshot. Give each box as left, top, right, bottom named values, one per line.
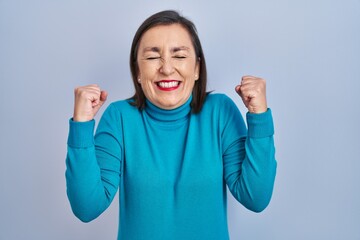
left=65, top=85, right=122, bottom=222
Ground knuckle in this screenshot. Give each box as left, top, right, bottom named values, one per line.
left=240, top=85, right=246, bottom=92
left=77, top=88, right=89, bottom=98
left=74, top=87, right=82, bottom=95
left=78, top=89, right=86, bottom=95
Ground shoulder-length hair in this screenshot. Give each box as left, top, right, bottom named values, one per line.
left=129, top=10, right=207, bottom=113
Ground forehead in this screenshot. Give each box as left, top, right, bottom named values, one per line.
left=139, top=24, right=194, bottom=50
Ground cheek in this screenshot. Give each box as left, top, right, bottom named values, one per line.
left=141, top=81, right=155, bottom=94
left=138, top=63, right=158, bottom=79
left=179, top=62, right=197, bottom=77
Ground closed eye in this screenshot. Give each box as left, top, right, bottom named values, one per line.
left=146, top=57, right=160, bottom=60
left=173, top=56, right=186, bottom=59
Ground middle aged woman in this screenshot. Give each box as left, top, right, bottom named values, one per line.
left=66, top=10, right=277, bottom=240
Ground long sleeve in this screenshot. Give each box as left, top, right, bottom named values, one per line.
left=65, top=104, right=123, bottom=222
left=222, top=97, right=277, bottom=212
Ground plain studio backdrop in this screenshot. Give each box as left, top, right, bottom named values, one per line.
left=0, top=0, right=359, bottom=239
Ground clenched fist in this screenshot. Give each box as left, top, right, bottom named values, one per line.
left=235, top=76, right=268, bottom=114
left=73, top=84, right=108, bottom=122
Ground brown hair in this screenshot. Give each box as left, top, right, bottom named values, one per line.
left=129, top=10, right=207, bottom=113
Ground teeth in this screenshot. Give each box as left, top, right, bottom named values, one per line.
left=158, top=81, right=179, bottom=88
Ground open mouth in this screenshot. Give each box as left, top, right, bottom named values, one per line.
left=156, top=80, right=181, bottom=91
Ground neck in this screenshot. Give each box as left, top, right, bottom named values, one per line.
left=145, top=95, right=192, bottom=122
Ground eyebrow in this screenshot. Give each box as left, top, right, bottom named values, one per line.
left=142, top=46, right=190, bottom=53
left=143, top=47, right=160, bottom=53
left=171, top=46, right=190, bottom=53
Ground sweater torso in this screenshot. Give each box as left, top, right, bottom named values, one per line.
left=112, top=95, right=231, bottom=239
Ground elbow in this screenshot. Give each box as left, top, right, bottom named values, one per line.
left=241, top=188, right=274, bottom=213
left=68, top=196, right=101, bottom=223
left=247, top=167, right=277, bottom=213
left=72, top=208, right=99, bottom=223
left=245, top=200, right=270, bottom=213
left=67, top=190, right=104, bottom=223
left=78, top=216, right=96, bottom=223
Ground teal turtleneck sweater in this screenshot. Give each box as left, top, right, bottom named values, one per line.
left=66, top=93, right=277, bottom=240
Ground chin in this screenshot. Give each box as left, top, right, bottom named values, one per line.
left=157, top=100, right=181, bottom=109
left=159, top=103, right=179, bottom=110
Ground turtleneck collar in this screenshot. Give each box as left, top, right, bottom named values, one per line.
left=145, top=95, right=192, bottom=123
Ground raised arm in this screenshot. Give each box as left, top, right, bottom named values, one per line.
left=223, top=76, right=277, bottom=212
left=65, top=85, right=122, bottom=222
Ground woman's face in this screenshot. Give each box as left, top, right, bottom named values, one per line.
left=137, top=24, right=200, bottom=110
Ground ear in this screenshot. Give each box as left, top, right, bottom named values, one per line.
left=194, top=58, right=200, bottom=81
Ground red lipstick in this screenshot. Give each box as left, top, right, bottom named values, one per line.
left=156, top=80, right=181, bottom=91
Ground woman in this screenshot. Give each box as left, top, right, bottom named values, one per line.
left=66, top=10, right=277, bottom=240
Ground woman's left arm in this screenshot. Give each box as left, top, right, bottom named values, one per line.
left=222, top=76, right=277, bottom=212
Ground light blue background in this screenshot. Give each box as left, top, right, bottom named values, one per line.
left=1, top=0, right=359, bottom=239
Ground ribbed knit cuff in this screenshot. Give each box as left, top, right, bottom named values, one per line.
left=67, top=118, right=95, bottom=148
left=246, top=108, right=274, bottom=138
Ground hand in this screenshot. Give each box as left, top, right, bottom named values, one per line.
left=73, top=84, right=108, bottom=122
left=235, top=76, right=267, bottom=114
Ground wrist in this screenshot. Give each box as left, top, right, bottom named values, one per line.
left=73, top=114, right=93, bottom=122
left=247, top=105, right=268, bottom=114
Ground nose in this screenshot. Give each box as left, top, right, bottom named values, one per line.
left=159, top=58, right=174, bottom=75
